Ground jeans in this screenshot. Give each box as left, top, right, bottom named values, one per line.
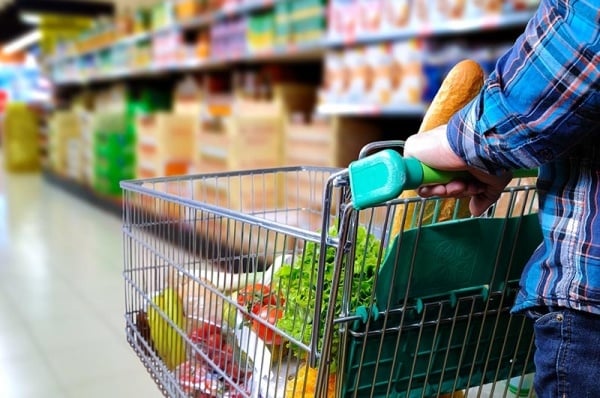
left=528, top=307, right=600, bottom=398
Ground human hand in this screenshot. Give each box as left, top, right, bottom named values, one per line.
left=404, top=125, right=512, bottom=216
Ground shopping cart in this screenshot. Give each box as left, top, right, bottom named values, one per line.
left=121, top=141, right=541, bottom=398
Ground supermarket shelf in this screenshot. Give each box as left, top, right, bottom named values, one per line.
left=245, top=42, right=325, bottom=61
left=176, top=0, right=276, bottom=31
left=47, top=0, right=277, bottom=65
left=46, top=32, right=154, bottom=65
left=52, top=43, right=324, bottom=86
left=47, top=9, right=533, bottom=69
left=325, top=10, right=534, bottom=47
left=42, top=169, right=122, bottom=216
left=317, top=103, right=427, bottom=117
left=52, top=60, right=221, bottom=85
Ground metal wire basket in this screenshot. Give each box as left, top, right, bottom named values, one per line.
left=121, top=144, right=540, bottom=398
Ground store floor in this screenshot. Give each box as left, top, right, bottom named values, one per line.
left=0, top=168, right=162, bottom=398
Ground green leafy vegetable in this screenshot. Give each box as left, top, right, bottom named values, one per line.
left=274, top=224, right=381, bottom=370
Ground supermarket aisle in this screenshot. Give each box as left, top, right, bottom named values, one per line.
left=0, top=169, right=162, bottom=398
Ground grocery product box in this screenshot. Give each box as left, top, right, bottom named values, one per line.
left=284, top=114, right=382, bottom=230
left=320, top=39, right=424, bottom=107
left=136, top=112, right=199, bottom=179
left=48, top=110, right=81, bottom=176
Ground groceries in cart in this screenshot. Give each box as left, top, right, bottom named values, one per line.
left=122, top=163, right=540, bottom=397
left=121, top=59, right=540, bottom=398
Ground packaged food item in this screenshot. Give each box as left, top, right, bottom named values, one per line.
left=342, top=46, right=372, bottom=103
left=383, top=0, right=412, bottom=31
left=188, top=323, right=253, bottom=385
left=358, top=0, right=384, bottom=34
left=509, top=0, right=540, bottom=11
left=327, top=0, right=358, bottom=41
left=436, top=0, right=467, bottom=20
left=465, top=0, right=503, bottom=18
left=322, top=51, right=347, bottom=103
left=365, top=43, right=394, bottom=105
left=196, top=31, right=210, bottom=60
left=175, top=358, right=252, bottom=397
left=176, top=0, right=202, bottom=20
left=391, top=40, right=424, bottom=105
left=412, top=0, right=432, bottom=25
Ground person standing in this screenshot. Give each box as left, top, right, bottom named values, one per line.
left=403, top=0, right=600, bottom=396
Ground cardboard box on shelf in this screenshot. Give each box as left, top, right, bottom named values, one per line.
left=48, top=110, right=81, bottom=177
left=285, top=115, right=382, bottom=229
left=222, top=103, right=284, bottom=171
left=4, top=103, right=41, bottom=172
left=194, top=83, right=319, bottom=237
left=174, top=75, right=204, bottom=116
left=197, top=83, right=316, bottom=174
left=136, top=112, right=199, bottom=179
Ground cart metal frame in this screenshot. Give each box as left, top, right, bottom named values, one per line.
left=121, top=143, right=539, bottom=398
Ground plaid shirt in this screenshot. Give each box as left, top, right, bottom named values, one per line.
left=446, top=0, right=600, bottom=314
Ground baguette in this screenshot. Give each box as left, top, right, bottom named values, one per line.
left=418, top=59, right=484, bottom=133
left=391, top=59, right=485, bottom=237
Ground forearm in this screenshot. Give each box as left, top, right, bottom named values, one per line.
left=447, top=0, right=600, bottom=175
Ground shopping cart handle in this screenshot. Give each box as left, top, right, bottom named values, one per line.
left=348, top=149, right=537, bottom=210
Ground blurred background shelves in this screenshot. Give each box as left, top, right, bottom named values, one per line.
left=1, top=0, right=539, bottom=211
left=317, top=102, right=427, bottom=117
left=45, top=2, right=535, bottom=88
left=325, top=9, right=535, bottom=47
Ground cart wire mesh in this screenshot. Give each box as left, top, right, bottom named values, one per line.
left=121, top=164, right=540, bottom=398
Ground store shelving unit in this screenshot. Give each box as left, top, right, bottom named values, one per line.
left=316, top=102, right=427, bottom=117
left=46, top=4, right=535, bottom=107
left=42, top=0, right=538, bottom=211
left=325, top=10, right=534, bottom=47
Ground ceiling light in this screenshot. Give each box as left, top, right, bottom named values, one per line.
left=2, top=30, right=41, bottom=55
left=20, top=13, right=42, bottom=25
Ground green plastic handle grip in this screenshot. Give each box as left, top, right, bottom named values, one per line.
left=348, top=149, right=538, bottom=210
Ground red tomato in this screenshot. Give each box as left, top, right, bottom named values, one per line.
left=236, top=283, right=284, bottom=315
left=252, top=304, right=284, bottom=345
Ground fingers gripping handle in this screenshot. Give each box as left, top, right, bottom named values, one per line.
left=348, top=149, right=537, bottom=210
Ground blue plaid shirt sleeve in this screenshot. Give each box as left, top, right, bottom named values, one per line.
left=446, top=0, right=600, bottom=175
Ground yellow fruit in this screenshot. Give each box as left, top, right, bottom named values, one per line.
left=147, top=287, right=187, bottom=370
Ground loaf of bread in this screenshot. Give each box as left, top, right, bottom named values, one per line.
left=418, top=59, right=484, bottom=133
left=391, top=59, right=485, bottom=237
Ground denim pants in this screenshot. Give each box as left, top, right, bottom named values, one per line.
left=528, top=307, right=600, bottom=398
